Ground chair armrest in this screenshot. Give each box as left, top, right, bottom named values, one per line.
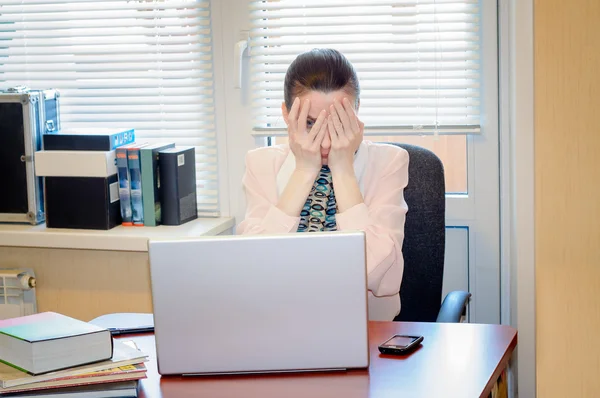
left=436, top=291, right=471, bottom=323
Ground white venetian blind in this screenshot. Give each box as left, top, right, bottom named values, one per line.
left=0, top=0, right=219, bottom=216
left=249, top=0, right=481, bottom=134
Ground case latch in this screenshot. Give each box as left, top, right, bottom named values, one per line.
left=46, top=120, right=56, bottom=133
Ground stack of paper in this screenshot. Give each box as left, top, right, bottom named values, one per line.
left=0, top=339, right=148, bottom=397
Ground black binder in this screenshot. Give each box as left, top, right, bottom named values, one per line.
left=158, top=147, right=198, bottom=225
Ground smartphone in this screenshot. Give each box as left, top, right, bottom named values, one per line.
left=378, top=334, right=424, bottom=355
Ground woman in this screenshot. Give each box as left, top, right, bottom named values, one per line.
left=236, top=48, right=409, bottom=321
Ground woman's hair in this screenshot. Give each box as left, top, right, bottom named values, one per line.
left=283, top=48, right=360, bottom=111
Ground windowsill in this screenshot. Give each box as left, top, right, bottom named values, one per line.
left=0, top=217, right=235, bottom=252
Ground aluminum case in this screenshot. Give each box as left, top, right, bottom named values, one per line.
left=0, top=86, right=60, bottom=225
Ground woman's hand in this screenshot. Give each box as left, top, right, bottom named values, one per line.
left=283, top=97, right=328, bottom=175
left=277, top=97, right=328, bottom=218
left=327, top=97, right=364, bottom=174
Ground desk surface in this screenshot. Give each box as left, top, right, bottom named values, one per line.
left=122, top=321, right=517, bottom=398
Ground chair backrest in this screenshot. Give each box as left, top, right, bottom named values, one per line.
left=384, top=143, right=446, bottom=322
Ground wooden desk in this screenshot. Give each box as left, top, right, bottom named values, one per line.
left=121, top=321, right=517, bottom=398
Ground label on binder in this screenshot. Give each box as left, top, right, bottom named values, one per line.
left=109, top=182, right=119, bottom=203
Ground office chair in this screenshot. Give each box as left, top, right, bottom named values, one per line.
left=385, top=143, right=471, bottom=323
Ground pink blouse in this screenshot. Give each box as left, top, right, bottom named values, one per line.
left=236, top=140, right=409, bottom=321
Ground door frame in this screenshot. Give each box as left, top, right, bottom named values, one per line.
left=499, top=0, right=536, bottom=396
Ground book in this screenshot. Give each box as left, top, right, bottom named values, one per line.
left=0, top=380, right=139, bottom=398
left=126, top=145, right=150, bottom=226
left=43, top=128, right=135, bottom=151
left=116, top=143, right=141, bottom=226
left=87, top=313, right=154, bottom=335
left=35, top=150, right=117, bottom=178
left=158, top=146, right=198, bottom=225
left=140, top=143, right=175, bottom=227
left=0, top=313, right=113, bottom=376
left=0, top=340, right=147, bottom=389
left=0, top=364, right=145, bottom=395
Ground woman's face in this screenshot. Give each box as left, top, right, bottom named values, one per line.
left=289, top=90, right=357, bottom=165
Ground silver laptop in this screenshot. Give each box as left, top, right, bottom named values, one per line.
left=148, top=231, right=370, bottom=376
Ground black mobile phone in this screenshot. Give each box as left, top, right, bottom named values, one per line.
left=378, top=334, right=424, bottom=355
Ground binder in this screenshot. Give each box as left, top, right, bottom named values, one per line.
left=158, top=147, right=198, bottom=226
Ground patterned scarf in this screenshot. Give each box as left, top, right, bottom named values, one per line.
left=297, top=166, right=337, bottom=232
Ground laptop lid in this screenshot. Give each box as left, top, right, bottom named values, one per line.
left=148, top=231, right=370, bottom=375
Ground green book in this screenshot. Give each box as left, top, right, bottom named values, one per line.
left=140, top=142, right=175, bottom=226
left=0, top=312, right=113, bottom=375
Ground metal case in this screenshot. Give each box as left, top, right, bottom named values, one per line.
left=0, top=86, right=60, bottom=225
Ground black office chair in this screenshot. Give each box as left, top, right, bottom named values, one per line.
left=384, top=143, right=471, bottom=323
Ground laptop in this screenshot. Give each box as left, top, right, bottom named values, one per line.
left=148, top=231, right=370, bottom=376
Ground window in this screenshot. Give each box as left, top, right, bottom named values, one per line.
left=249, top=0, right=481, bottom=193
left=0, top=0, right=220, bottom=216
left=249, top=0, right=480, bottom=132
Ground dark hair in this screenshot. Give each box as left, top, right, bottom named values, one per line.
left=283, top=48, right=360, bottom=111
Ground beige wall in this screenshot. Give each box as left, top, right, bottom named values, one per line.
left=0, top=247, right=152, bottom=321
left=535, top=0, right=600, bottom=396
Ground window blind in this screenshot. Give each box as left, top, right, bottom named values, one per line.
left=249, top=0, right=481, bottom=135
left=0, top=0, right=219, bottom=216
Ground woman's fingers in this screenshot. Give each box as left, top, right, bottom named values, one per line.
left=297, top=99, right=310, bottom=135
left=308, top=110, right=327, bottom=142
left=333, top=99, right=353, bottom=138
left=288, top=97, right=300, bottom=120
left=329, top=104, right=345, bottom=139
left=311, top=117, right=329, bottom=150
left=327, top=115, right=339, bottom=146
left=288, top=97, right=300, bottom=133
left=343, top=97, right=360, bottom=132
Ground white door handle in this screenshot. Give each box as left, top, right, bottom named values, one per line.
left=233, top=39, right=248, bottom=89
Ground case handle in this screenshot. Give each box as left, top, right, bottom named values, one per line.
left=7, top=85, right=29, bottom=93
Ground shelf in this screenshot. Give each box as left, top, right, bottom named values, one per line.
left=0, top=217, right=235, bottom=252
